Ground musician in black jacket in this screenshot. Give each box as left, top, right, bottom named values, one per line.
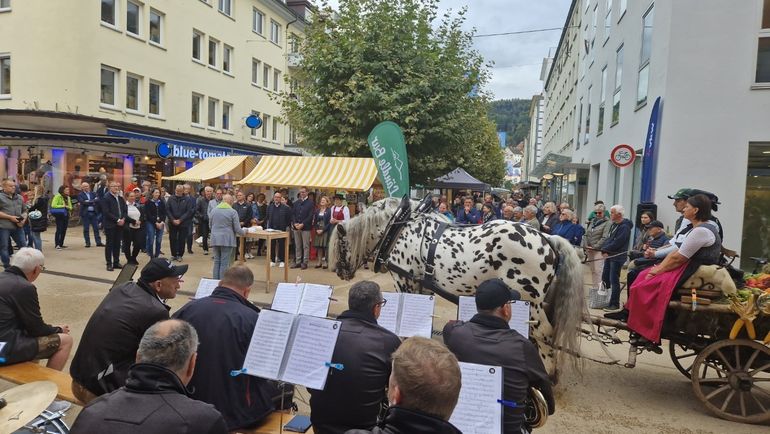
left=443, top=279, right=555, bottom=434
left=310, top=281, right=401, bottom=433
left=166, top=185, right=195, bottom=262
left=100, top=182, right=128, bottom=271
left=265, top=192, right=291, bottom=267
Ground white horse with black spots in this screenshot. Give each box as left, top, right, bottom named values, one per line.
left=329, top=197, right=584, bottom=379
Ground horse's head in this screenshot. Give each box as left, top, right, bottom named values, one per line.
left=329, top=197, right=408, bottom=280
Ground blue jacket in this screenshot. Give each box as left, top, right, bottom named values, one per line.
left=313, top=207, right=332, bottom=234
left=601, top=218, right=633, bottom=262
left=553, top=221, right=584, bottom=246
left=77, top=191, right=99, bottom=216
left=456, top=207, right=481, bottom=224
left=292, top=198, right=315, bottom=229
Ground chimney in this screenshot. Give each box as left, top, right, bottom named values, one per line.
left=286, top=0, right=312, bottom=20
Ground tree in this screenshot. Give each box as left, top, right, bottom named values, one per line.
left=488, top=98, right=532, bottom=147
left=282, top=0, right=505, bottom=186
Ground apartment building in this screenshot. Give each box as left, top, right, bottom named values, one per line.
left=0, top=0, right=311, bottom=189
left=537, top=0, right=770, bottom=265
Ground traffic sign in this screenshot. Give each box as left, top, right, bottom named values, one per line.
left=610, top=144, right=635, bottom=168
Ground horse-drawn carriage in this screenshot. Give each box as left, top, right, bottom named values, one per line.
left=330, top=196, right=770, bottom=426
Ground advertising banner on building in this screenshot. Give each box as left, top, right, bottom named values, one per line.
left=640, top=97, right=662, bottom=202
left=367, top=121, right=409, bottom=198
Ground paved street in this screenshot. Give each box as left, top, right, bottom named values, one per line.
left=0, top=231, right=765, bottom=432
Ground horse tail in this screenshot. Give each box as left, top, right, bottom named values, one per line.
left=547, top=235, right=584, bottom=371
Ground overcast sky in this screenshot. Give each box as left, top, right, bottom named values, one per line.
left=320, top=0, right=572, bottom=100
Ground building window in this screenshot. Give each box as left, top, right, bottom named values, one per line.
left=222, top=102, right=232, bottom=131
left=149, top=9, right=162, bottom=45
left=250, top=110, right=260, bottom=137
left=0, top=0, right=10, bottom=11
left=192, top=30, right=203, bottom=61
left=637, top=5, right=654, bottom=105
left=262, top=114, right=270, bottom=139
left=253, top=9, right=264, bottom=34
left=126, top=74, right=141, bottom=111
left=223, top=45, right=233, bottom=74
left=273, top=69, right=281, bottom=92
left=576, top=98, right=583, bottom=150
left=270, top=20, right=281, bottom=45
left=585, top=86, right=591, bottom=144
left=208, top=97, right=218, bottom=128
left=101, top=0, right=117, bottom=26
left=272, top=118, right=278, bottom=141
left=149, top=80, right=162, bottom=116
left=618, top=0, right=627, bottom=21
left=208, top=38, right=219, bottom=68
left=100, top=65, right=118, bottom=106
left=757, top=1, right=770, bottom=83
left=251, top=59, right=261, bottom=85
left=604, top=0, right=611, bottom=43
left=598, top=66, right=607, bottom=135
left=192, top=93, right=202, bottom=124
left=263, top=64, right=271, bottom=88
left=126, top=1, right=141, bottom=36
left=591, top=4, right=597, bottom=48
left=612, top=45, right=623, bottom=125
left=0, top=55, right=10, bottom=96
left=289, top=125, right=297, bottom=145
left=289, top=34, right=300, bottom=53
left=218, top=0, right=232, bottom=16
left=764, top=0, right=770, bottom=29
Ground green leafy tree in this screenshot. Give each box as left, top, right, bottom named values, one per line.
left=488, top=98, right=532, bottom=147
left=282, top=0, right=504, bottom=186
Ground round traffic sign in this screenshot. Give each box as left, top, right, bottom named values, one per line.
left=245, top=115, right=262, bottom=129
left=610, top=144, right=635, bottom=168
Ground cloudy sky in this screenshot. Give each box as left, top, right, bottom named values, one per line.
left=320, top=0, right=572, bottom=100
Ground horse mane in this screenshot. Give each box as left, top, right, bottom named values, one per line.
left=328, top=197, right=402, bottom=271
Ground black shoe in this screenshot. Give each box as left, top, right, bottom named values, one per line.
left=604, top=309, right=629, bottom=321
left=85, top=244, right=91, bottom=248
left=106, top=265, right=114, bottom=271
left=113, top=263, right=123, bottom=269
left=187, top=250, right=194, bottom=254
left=290, top=263, right=301, bottom=269
left=96, top=243, right=105, bottom=247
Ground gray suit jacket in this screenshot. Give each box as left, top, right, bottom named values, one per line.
left=209, top=206, right=244, bottom=248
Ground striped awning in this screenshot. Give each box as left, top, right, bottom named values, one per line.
left=163, top=156, right=257, bottom=182
left=235, top=156, right=378, bottom=191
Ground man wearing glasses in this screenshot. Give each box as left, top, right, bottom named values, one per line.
left=70, top=258, right=188, bottom=404
left=0, top=248, right=72, bottom=370
left=309, top=281, right=401, bottom=433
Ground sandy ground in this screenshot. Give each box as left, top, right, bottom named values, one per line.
left=1, top=231, right=767, bottom=433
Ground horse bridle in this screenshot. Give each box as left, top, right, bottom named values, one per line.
left=372, top=196, right=413, bottom=273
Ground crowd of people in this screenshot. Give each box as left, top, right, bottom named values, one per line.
left=0, top=176, right=353, bottom=277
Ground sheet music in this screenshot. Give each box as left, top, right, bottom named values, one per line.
left=377, top=292, right=401, bottom=335
left=397, top=294, right=435, bottom=338
left=458, top=296, right=477, bottom=322
left=271, top=283, right=305, bottom=314
left=298, top=284, right=333, bottom=318
left=194, top=278, right=220, bottom=299
left=449, top=362, right=503, bottom=434
left=242, top=310, right=295, bottom=380
left=280, top=316, right=341, bottom=390
left=509, top=301, right=530, bottom=339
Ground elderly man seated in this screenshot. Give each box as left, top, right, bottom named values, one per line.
left=0, top=248, right=72, bottom=370
left=70, top=320, right=226, bottom=434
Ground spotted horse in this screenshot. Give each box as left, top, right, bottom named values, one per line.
left=329, top=197, right=585, bottom=378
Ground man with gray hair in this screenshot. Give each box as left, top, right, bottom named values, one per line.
left=0, top=248, right=72, bottom=370
left=523, top=205, right=541, bottom=230
left=0, top=178, right=27, bottom=270
left=70, top=320, right=227, bottom=434
left=173, top=265, right=275, bottom=431
left=310, top=281, right=401, bottom=433
left=600, top=205, right=633, bottom=312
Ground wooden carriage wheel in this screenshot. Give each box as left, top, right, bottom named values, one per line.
left=691, top=339, right=770, bottom=424
left=668, top=335, right=713, bottom=379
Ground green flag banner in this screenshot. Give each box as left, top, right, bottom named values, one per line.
left=367, top=121, right=409, bottom=198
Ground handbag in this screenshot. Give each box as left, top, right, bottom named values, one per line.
left=50, top=207, right=67, bottom=216
left=588, top=282, right=611, bottom=309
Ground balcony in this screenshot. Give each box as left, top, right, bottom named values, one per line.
left=287, top=52, right=303, bottom=68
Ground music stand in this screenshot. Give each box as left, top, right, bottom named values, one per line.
left=109, top=263, right=138, bottom=291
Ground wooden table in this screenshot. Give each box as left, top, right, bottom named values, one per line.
left=0, top=361, right=82, bottom=405
left=239, top=230, right=290, bottom=292
left=237, top=411, right=314, bottom=434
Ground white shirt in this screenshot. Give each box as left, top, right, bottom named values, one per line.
left=678, top=226, right=717, bottom=258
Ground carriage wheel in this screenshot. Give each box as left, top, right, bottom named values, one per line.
left=691, top=339, right=770, bottom=424
left=669, top=336, right=712, bottom=379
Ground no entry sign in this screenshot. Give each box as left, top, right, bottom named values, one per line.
left=610, top=144, right=635, bottom=168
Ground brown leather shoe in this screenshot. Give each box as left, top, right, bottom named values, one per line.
left=301, top=263, right=308, bottom=270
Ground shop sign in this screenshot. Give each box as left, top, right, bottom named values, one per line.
left=156, top=142, right=232, bottom=160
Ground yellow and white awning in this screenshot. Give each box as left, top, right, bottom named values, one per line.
left=163, top=155, right=257, bottom=182
left=235, top=156, right=378, bottom=191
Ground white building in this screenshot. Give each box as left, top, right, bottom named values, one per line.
left=540, top=0, right=770, bottom=266
left=0, top=0, right=311, bottom=190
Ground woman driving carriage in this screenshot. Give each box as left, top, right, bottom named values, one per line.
left=625, top=194, right=722, bottom=343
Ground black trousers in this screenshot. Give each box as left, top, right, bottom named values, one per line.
left=271, top=238, right=285, bottom=261
left=123, top=228, right=145, bottom=262
left=197, top=221, right=210, bottom=251
left=104, top=226, right=123, bottom=266
left=186, top=224, right=194, bottom=252
left=168, top=224, right=187, bottom=258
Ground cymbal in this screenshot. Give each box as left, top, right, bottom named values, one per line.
left=0, top=381, right=58, bottom=433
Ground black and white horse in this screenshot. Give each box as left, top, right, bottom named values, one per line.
left=329, top=197, right=584, bottom=377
